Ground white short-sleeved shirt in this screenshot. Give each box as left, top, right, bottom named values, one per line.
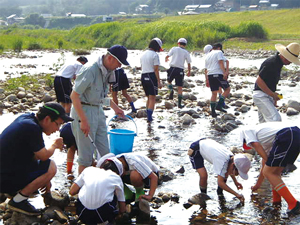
left=205, top=50, right=226, bottom=75
left=117, top=153, right=159, bottom=179
left=75, top=167, right=125, bottom=210
left=240, top=122, right=296, bottom=156
left=56, top=62, right=83, bottom=79
left=199, top=139, right=233, bottom=178
left=140, top=49, right=160, bottom=74
left=167, top=47, right=192, bottom=69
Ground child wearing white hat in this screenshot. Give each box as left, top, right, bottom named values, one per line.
left=188, top=138, right=251, bottom=203
left=165, top=38, right=192, bottom=108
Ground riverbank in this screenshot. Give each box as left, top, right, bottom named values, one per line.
left=0, top=48, right=300, bottom=225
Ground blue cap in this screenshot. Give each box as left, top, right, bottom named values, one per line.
left=107, top=45, right=129, bottom=66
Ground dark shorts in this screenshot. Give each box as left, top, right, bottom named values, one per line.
left=0, top=159, right=51, bottom=194
left=122, top=172, right=159, bottom=189
left=167, top=67, right=184, bottom=86
left=208, top=74, right=230, bottom=92
left=189, top=139, right=206, bottom=170
left=60, top=123, right=77, bottom=149
left=141, top=73, right=158, bottom=96
left=111, top=69, right=130, bottom=92
left=54, top=76, right=72, bottom=103
left=266, top=126, right=300, bottom=167
left=76, top=197, right=118, bottom=224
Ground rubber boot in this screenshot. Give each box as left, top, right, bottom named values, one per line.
left=216, top=96, right=227, bottom=113
left=178, top=94, right=183, bottom=108
left=168, top=84, right=174, bottom=100
left=146, top=109, right=153, bottom=122
left=210, top=102, right=218, bottom=118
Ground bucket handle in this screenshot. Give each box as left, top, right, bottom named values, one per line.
left=107, top=115, right=138, bottom=136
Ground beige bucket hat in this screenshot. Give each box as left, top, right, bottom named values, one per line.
left=275, top=42, right=300, bottom=65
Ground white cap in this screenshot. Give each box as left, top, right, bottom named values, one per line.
left=106, top=157, right=123, bottom=175
left=178, top=38, right=187, bottom=44
left=204, top=44, right=213, bottom=54
left=152, top=37, right=162, bottom=48
left=96, top=153, right=115, bottom=168
left=233, top=154, right=251, bottom=180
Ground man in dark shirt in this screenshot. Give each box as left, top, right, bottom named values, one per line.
left=253, top=43, right=300, bottom=123
left=0, top=103, right=73, bottom=216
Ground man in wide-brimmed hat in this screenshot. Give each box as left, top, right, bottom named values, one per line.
left=253, top=42, right=300, bottom=123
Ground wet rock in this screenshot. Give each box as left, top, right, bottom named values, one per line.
left=222, top=113, right=236, bottom=120
left=43, top=191, right=70, bottom=210
left=187, top=193, right=211, bottom=205
left=16, top=91, right=26, bottom=99
left=286, top=107, right=299, bottom=116
left=197, top=100, right=207, bottom=107
left=7, top=211, right=40, bottom=225
left=175, top=166, right=185, bottom=174
left=41, top=94, right=52, bottom=103
left=164, top=101, right=174, bottom=109
left=136, top=109, right=147, bottom=118
left=240, top=105, right=249, bottom=113
left=158, top=168, right=175, bottom=183
left=161, top=194, right=171, bottom=203
left=6, top=94, right=18, bottom=102
left=0, top=94, right=5, bottom=100
left=287, top=100, right=300, bottom=111
left=181, top=114, right=195, bottom=125
left=0, top=88, right=4, bottom=94
left=54, top=209, right=68, bottom=223
left=282, top=163, right=297, bottom=174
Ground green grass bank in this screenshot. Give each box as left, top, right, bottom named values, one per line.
left=0, top=8, right=299, bottom=52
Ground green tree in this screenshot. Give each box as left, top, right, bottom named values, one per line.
left=24, top=13, right=46, bottom=27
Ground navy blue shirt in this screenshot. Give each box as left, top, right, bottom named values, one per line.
left=0, top=113, right=45, bottom=177
left=60, top=122, right=77, bottom=149
left=254, top=52, right=284, bottom=92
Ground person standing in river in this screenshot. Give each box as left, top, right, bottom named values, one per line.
left=240, top=122, right=300, bottom=216
left=110, top=67, right=137, bottom=113
left=70, top=45, right=127, bottom=175
left=204, top=43, right=230, bottom=118
left=0, top=103, right=73, bottom=216
left=165, top=38, right=192, bottom=108
left=140, top=38, right=163, bottom=122
left=253, top=43, right=300, bottom=123
left=188, top=138, right=251, bottom=203
left=54, top=56, right=88, bottom=114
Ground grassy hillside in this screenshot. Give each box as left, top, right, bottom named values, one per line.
left=162, top=9, right=300, bottom=50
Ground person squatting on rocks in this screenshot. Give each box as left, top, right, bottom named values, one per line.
left=253, top=42, right=300, bottom=123
left=165, top=38, right=192, bottom=108
left=70, top=45, right=128, bottom=175
left=204, top=43, right=231, bottom=118
left=97, top=153, right=159, bottom=204
left=188, top=138, right=251, bottom=203
left=240, top=122, right=300, bottom=216
left=69, top=157, right=126, bottom=224
left=110, top=67, right=137, bottom=113
left=54, top=56, right=88, bottom=114
left=60, top=122, right=77, bottom=175
left=0, top=102, right=73, bottom=216
left=140, top=38, right=163, bottom=122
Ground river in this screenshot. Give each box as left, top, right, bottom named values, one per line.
left=0, top=48, right=299, bottom=224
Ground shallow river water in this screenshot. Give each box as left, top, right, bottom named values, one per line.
left=0, top=49, right=299, bottom=225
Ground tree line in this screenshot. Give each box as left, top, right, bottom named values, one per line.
left=0, top=0, right=300, bottom=19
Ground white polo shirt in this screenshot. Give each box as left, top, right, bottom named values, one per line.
left=240, top=122, right=297, bottom=155
left=167, top=47, right=192, bottom=69
left=140, top=49, right=160, bottom=74
left=205, top=50, right=226, bottom=75
left=117, top=153, right=159, bottom=179
left=199, top=139, right=232, bottom=178
left=56, top=61, right=83, bottom=79
left=75, top=167, right=125, bottom=210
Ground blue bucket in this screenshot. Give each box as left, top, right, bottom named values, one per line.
left=107, top=115, right=137, bottom=155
